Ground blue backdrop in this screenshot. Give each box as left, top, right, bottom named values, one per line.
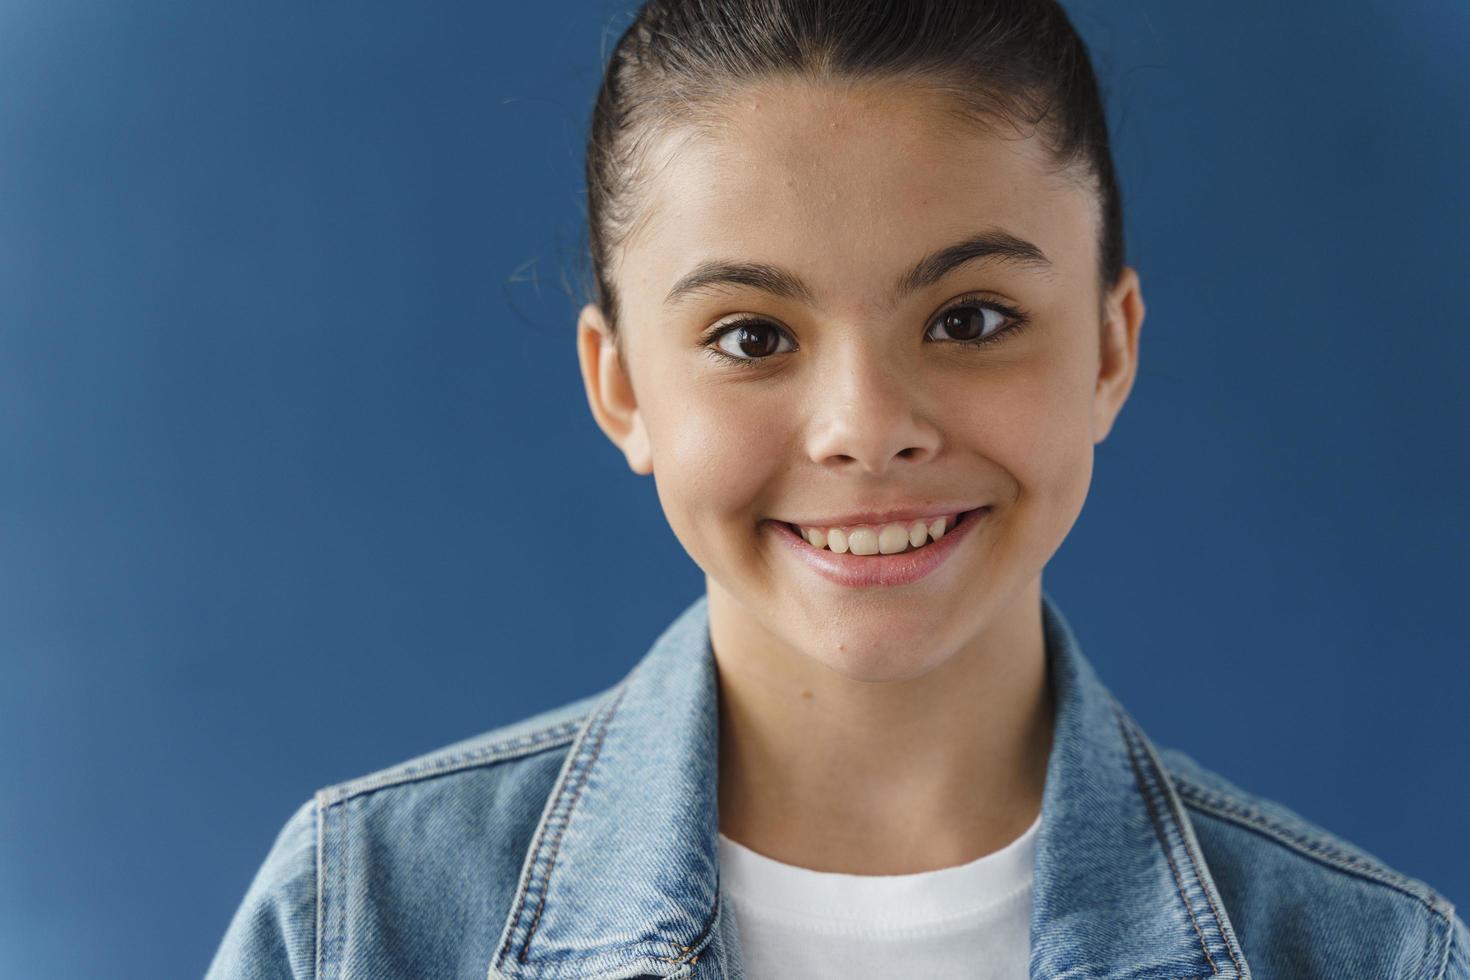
left=2, top=2, right=1466, bottom=976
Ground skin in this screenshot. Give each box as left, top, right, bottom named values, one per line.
left=576, top=76, right=1144, bottom=874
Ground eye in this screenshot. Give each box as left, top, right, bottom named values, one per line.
left=704, top=318, right=797, bottom=364
left=925, top=296, right=1026, bottom=347
left=698, top=294, right=1029, bottom=369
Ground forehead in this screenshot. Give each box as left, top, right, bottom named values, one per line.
left=614, top=77, right=1097, bottom=311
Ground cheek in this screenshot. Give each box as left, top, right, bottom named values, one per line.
left=951, top=349, right=1096, bottom=512
left=645, top=384, right=786, bottom=539
left=1021, top=366, right=1097, bottom=561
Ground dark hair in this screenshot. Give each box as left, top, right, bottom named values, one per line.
left=584, top=0, right=1123, bottom=336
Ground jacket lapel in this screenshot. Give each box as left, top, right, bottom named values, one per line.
left=487, top=591, right=1250, bottom=980
left=487, top=596, right=732, bottom=980
left=1028, top=594, right=1251, bottom=979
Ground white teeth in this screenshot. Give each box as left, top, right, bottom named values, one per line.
left=847, top=527, right=880, bottom=556
left=878, top=524, right=910, bottom=554
left=908, top=521, right=927, bottom=548
left=793, top=512, right=965, bottom=556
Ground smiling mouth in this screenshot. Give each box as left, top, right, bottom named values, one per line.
left=782, top=507, right=982, bottom=556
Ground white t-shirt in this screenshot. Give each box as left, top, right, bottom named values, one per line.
left=716, top=811, right=1040, bottom=980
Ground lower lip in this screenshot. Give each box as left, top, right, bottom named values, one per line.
left=767, top=507, right=989, bottom=589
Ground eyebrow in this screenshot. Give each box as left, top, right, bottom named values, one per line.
left=662, top=229, right=1054, bottom=310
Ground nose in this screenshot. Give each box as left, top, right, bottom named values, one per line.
left=804, top=343, right=941, bottom=474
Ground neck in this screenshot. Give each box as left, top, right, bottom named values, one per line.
left=710, top=578, right=1055, bottom=875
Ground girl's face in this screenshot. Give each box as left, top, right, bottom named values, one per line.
left=579, top=77, right=1143, bottom=683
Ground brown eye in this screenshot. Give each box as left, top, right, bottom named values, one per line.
left=928, top=303, right=1007, bottom=343
left=711, top=320, right=794, bottom=361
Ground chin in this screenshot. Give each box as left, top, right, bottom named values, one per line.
left=807, top=632, right=953, bottom=684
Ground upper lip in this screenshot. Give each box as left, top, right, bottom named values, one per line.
left=778, top=505, right=985, bottom=528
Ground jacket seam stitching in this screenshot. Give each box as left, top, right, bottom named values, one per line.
left=494, top=945, right=700, bottom=978
left=1430, top=901, right=1455, bottom=980
left=654, top=881, right=723, bottom=976
left=314, top=794, right=324, bottom=980
left=340, top=795, right=349, bottom=980
left=1170, top=777, right=1444, bottom=909
left=517, top=686, right=626, bottom=962
left=1123, top=713, right=1247, bottom=978
left=1418, top=900, right=1436, bottom=980
left=1116, top=704, right=1221, bottom=977
left=491, top=698, right=614, bottom=976
left=318, top=718, right=588, bottom=807
left=314, top=794, right=343, bottom=979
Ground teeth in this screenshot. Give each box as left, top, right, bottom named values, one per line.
left=878, top=524, right=909, bottom=554
left=793, top=512, right=964, bottom=556
left=908, top=521, right=927, bottom=548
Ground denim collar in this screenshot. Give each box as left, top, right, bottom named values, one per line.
left=488, top=591, right=1252, bottom=980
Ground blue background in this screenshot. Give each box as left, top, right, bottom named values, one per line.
left=3, top=1, right=1467, bottom=975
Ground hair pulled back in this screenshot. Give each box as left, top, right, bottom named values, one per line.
left=584, top=0, right=1123, bottom=335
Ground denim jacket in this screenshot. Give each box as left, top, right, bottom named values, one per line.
left=207, top=591, right=1467, bottom=979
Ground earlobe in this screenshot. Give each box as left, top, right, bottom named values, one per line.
left=576, top=303, right=654, bottom=475
left=622, top=417, right=653, bottom=476
left=1091, top=266, right=1145, bottom=445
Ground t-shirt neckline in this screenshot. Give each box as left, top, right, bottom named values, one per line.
left=715, top=808, right=1041, bottom=927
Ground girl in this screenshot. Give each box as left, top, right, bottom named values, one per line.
left=209, top=1, right=1467, bottom=977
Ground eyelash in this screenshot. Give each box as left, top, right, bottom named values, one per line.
left=698, top=294, right=1031, bottom=369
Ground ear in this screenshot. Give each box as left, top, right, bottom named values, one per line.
left=1091, top=265, right=1145, bottom=445
left=576, top=302, right=653, bottom=475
